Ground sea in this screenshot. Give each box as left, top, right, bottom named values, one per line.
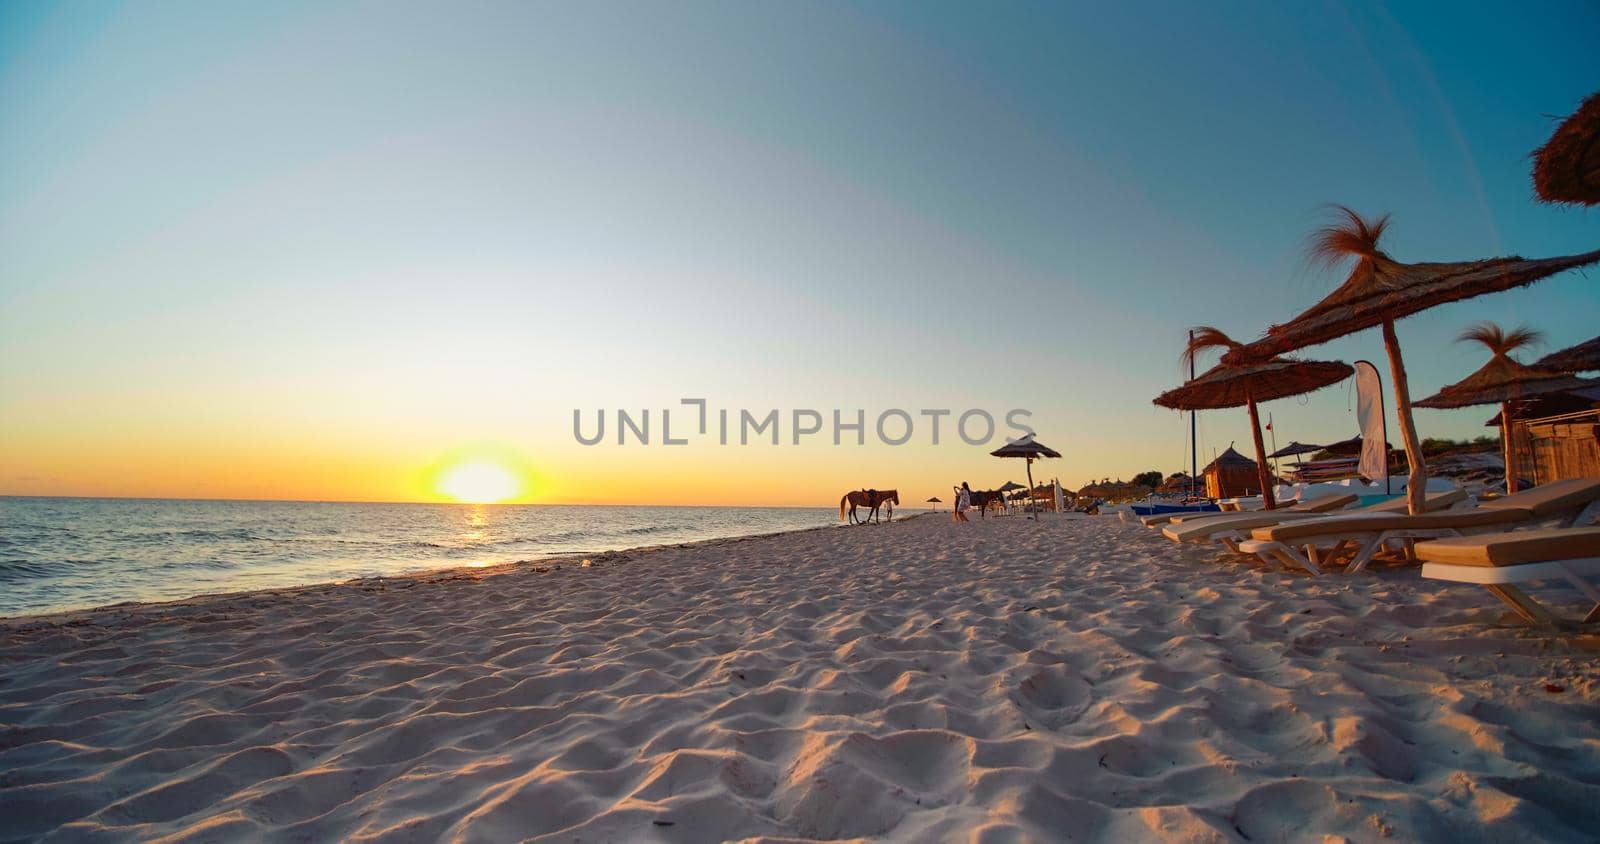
left=0, top=497, right=842, bottom=617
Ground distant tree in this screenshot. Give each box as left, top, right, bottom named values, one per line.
left=1131, top=470, right=1163, bottom=488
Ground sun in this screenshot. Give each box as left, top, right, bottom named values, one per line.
left=437, top=460, right=521, bottom=503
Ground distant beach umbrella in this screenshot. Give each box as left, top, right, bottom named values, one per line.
left=926, top=496, right=942, bottom=510
left=1155, top=327, right=1353, bottom=509
left=1414, top=323, right=1600, bottom=492
left=1319, top=435, right=1393, bottom=457
left=1532, top=90, right=1600, bottom=206
left=1221, top=207, right=1600, bottom=514
left=1267, top=441, right=1325, bottom=459
left=1536, top=335, right=1600, bottom=373
left=996, top=481, right=1026, bottom=493
left=990, top=435, right=1061, bottom=515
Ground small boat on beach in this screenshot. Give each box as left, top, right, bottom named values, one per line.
left=1128, top=500, right=1221, bottom=517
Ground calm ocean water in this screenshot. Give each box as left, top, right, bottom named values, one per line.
left=0, top=498, right=842, bottom=617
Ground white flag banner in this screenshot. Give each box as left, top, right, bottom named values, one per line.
left=1353, top=361, right=1389, bottom=488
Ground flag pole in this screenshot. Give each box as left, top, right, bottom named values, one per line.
left=1188, top=329, right=1197, bottom=500
left=1268, top=412, right=1278, bottom=479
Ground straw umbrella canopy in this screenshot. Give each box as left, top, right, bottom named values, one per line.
left=1536, top=335, right=1600, bottom=373
left=996, top=481, right=1025, bottom=512
left=1415, top=323, right=1600, bottom=492
left=1267, top=441, right=1324, bottom=459
left=1221, top=207, right=1600, bottom=514
left=1155, top=328, right=1353, bottom=509
left=1320, top=435, right=1394, bottom=457
left=1532, top=91, right=1600, bottom=206
left=926, top=496, right=942, bottom=510
left=990, top=435, right=1061, bottom=514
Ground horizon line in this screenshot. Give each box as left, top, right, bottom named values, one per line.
left=0, top=493, right=847, bottom=509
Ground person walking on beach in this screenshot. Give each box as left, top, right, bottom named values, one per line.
left=954, top=482, right=972, bottom=522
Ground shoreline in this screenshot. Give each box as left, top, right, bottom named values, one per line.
left=1, top=513, right=923, bottom=627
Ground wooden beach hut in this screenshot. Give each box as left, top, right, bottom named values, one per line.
left=1202, top=446, right=1268, bottom=499
left=1416, top=323, right=1600, bottom=491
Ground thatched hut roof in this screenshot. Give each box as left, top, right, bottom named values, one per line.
left=1532, top=90, right=1600, bottom=206
left=1483, top=384, right=1600, bottom=425
left=1202, top=446, right=1256, bottom=472
left=1536, top=334, right=1600, bottom=373
left=1221, top=208, right=1600, bottom=364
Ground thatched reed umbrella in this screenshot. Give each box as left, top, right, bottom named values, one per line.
left=1155, top=328, right=1352, bottom=509
left=926, top=496, right=942, bottom=511
left=1536, top=335, right=1600, bottom=373
left=1532, top=91, right=1600, bottom=206
left=1415, top=323, right=1600, bottom=492
left=1156, top=473, right=1194, bottom=495
left=1222, top=207, right=1600, bottom=514
left=1267, top=441, right=1324, bottom=459
left=990, top=435, right=1061, bottom=514
left=995, top=481, right=1025, bottom=513
left=1320, top=435, right=1394, bottom=457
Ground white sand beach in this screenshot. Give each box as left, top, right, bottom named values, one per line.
left=3, top=515, right=1598, bottom=842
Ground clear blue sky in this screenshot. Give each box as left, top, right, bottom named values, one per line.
left=2, top=1, right=1597, bottom=502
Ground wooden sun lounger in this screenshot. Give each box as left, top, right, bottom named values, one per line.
left=1167, top=492, right=1359, bottom=525
left=1236, top=478, right=1600, bottom=576
left=1140, top=493, right=1355, bottom=529
left=1418, top=527, right=1600, bottom=627
left=1160, top=490, right=1466, bottom=551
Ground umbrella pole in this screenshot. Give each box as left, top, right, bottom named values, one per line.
left=1245, top=396, right=1276, bottom=510
left=1381, top=320, right=1428, bottom=515
left=1501, top=400, right=1517, bottom=494
left=1025, top=457, right=1035, bottom=518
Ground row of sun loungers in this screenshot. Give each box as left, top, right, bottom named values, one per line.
left=1237, top=478, right=1600, bottom=575
left=1160, top=489, right=1466, bottom=552
left=1135, top=492, right=1354, bottom=529
left=1135, top=478, right=1600, bottom=627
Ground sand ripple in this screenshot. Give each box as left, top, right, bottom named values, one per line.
left=2, top=516, right=1598, bottom=842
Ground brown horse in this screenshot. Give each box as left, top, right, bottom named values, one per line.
left=840, top=488, right=898, bottom=524
left=965, top=489, right=1006, bottom=519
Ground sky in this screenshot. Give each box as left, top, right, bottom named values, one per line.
left=2, top=1, right=1597, bottom=506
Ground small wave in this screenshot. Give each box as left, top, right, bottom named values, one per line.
left=0, top=558, right=55, bottom=581
left=152, top=558, right=242, bottom=573
left=122, top=528, right=266, bottom=543
left=620, top=524, right=676, bottom=536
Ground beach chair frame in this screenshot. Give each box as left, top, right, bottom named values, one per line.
left=1239, top=526, right=1474, bottom=576
left=1240, top=497, right=1600, bottom=577
left=1421, top=557, right=1600, bottom=627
